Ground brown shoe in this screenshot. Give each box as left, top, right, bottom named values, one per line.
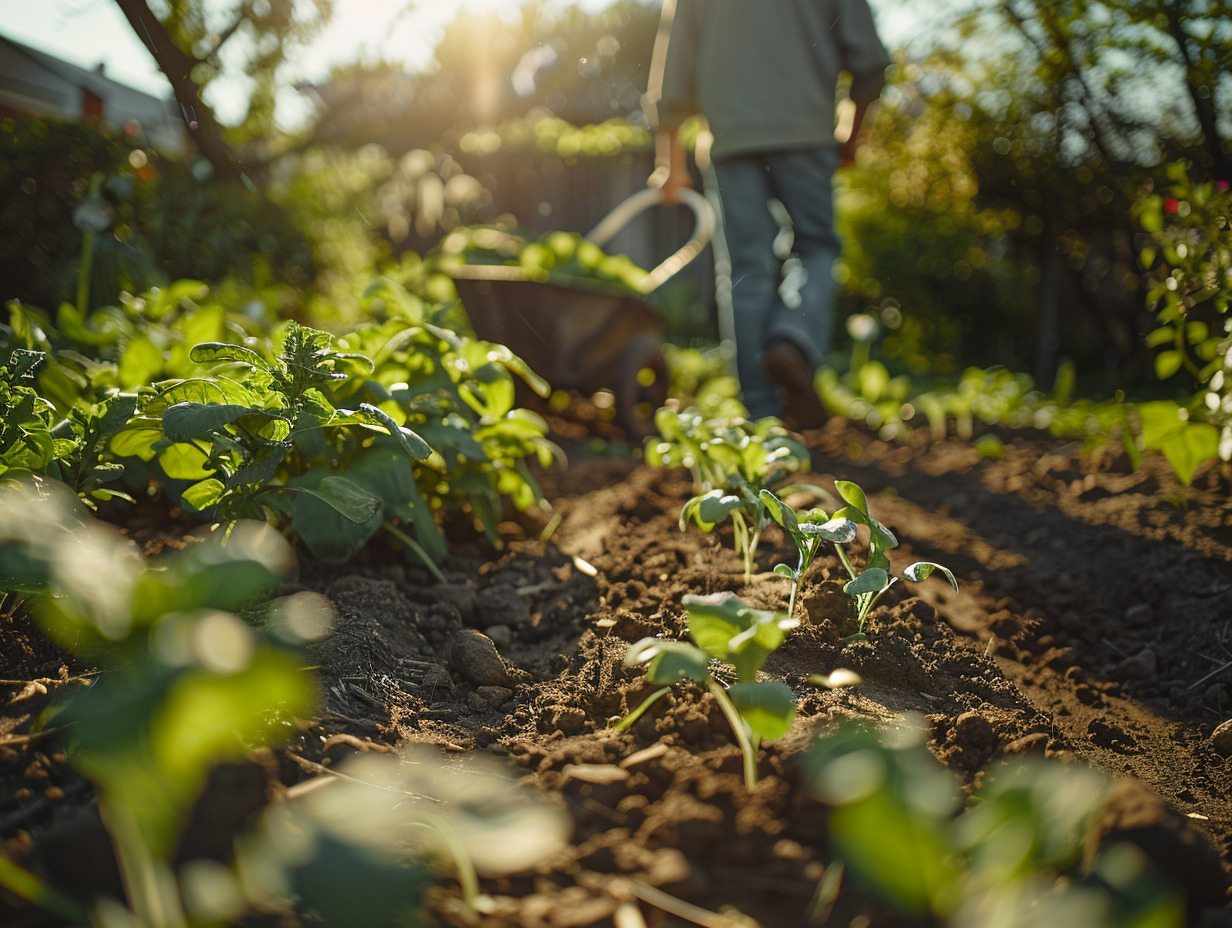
left=762, top=339, right=827, bottom=430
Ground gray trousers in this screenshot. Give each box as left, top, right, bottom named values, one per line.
left=713, top=147, right=841, bottom=419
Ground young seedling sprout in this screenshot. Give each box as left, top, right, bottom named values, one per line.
left=759, top=488, right=857, bottom=620
left=763, top=480, right=959, bottom=635
left=617, top=592, right=800, bottom=789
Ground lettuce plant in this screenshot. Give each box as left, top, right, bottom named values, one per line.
left=619, top=592, right=800, bottom=788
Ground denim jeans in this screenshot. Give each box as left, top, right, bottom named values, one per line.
left=713, top=147, right=841, bottom=419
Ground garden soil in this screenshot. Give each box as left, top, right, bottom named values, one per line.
left=3, top=416, right=1232, bottom=927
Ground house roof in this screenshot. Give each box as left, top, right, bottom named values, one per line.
left=0, top=32, right=173, bottom=114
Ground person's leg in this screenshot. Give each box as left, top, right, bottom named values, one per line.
left=712, top=155, right=782, bottom=419
left=762, top=147, right=842, bottom=369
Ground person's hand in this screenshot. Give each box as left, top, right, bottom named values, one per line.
left=650, top=128, right=692, bottom=204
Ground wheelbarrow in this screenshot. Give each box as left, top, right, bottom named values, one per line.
left=448, top=187, right=714, bottom=438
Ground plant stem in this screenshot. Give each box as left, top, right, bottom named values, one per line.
left=0, top=856, right=89, bottom=924
left=413, top=813, right=480, bottom=911
left=707, top=680, right=757, bottom=789
left=383, top=521, right=447, bottom=583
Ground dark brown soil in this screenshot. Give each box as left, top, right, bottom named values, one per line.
left=3, top=416, right=1232, bottom=927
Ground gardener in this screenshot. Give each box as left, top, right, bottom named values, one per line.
left=645, top=0, right=891, bottom=429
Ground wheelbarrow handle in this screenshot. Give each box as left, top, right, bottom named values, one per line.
left=584, top=187, right=715, bottom=294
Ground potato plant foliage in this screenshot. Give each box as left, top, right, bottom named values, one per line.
left=3, top=273, right=558, bottom=570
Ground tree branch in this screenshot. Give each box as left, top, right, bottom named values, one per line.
left=111, top=0, right=246, bottom=182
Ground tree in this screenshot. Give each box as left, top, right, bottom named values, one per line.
left=113, top=0, right=332, bottom=181
left=992, top=0, right=1231, bottom=178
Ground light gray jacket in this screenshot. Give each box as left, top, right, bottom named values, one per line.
left=648, top=0, right=891, bottom=161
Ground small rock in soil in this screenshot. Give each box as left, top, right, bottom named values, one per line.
left=1211, top=719, right=1232, bottom=757
left=1003, top=732, right=1049, bottom=756
left=474, top=582, right=533, bottom=627
left=484, top=624, right=513, bottom=649
left=449, top=629, right=513, bottom=687
left=954, top=710, right=996, bottom=750
left=476, top=685, right=513, bottom=708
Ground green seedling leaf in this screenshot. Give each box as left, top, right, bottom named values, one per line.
left=695, top=490, right=744, bottom=525
left=800, top=517, right=858, bottom=544
left=684, top=592, right=797, bottom=684
left=903, top=562, right=960, bottom=591
left=610, top=686, right=672, bottom=731
left=773, top=564, right=797, bottom=579
left=759, top=488, right=799, bottom=535
left=834, top=480, right=869, bottom=516
left=728, top=681, right=796, bottom=742
left=623, top=638, right=711, bottom=685
left=844, top=568, right=889, bottom=597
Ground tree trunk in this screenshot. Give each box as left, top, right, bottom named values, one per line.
left=111, top=0, right=246, bottom=183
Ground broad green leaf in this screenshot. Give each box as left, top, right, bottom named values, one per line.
left=158, top=442, right=214, bottom=480
left=834, top=480, right=869, bottom=515
left=181, top=478, right=225, bottom=512
left=696, top=490, right=744, bottom=524
left=728, top=681, right=796, bottom=742
left=163, top=402, right=254, bottom=441
left=295, top=476, right=382, bottom=524
left=773, top=564, right=797, bottom=579
left=903, top=562, right=959, bottom=591
left=118, top=334, right=164, bottom=389
left=109, top=425, right=164, bottom=461
left=844, top=568, right=889, bottom=597
left=190, top=342, right=266, bottom=368
left=684, top=592, right=797, bottom=684
left=623, top=638, right=711, bottom=684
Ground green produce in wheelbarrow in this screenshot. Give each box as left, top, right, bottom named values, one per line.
left=438, top=187, right=713, bottom=439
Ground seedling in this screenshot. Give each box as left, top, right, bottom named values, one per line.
left=618, top=592, right=800, bottom=788
left=828, top=480, right=958, bottom=634
left=759, top=488, right=857, bottom=619
left=762, top=480, right=957, bottom=635
left=653, top=408, right=820, bottom=581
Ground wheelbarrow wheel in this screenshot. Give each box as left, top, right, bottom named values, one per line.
left=615, top=332, right=668, bottom=440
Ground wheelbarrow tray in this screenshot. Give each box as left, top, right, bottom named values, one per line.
left=450, top=266, right=664, bottom=394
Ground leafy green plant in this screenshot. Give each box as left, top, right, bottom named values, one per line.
left=0, top=482, right=317, bottom=928
left=1133, top=161, right=1230, bottom=482
left=0, top=339, right=135, bottom=506
left=349, top=276, right=561, bottom=546
left=651, top=406, right=818, bottom=581
left=618, top=591, right=801, bottom=789
left=828, top=480, right=958, bottom=635
left=761, top=480, right=957, bottom=635
left=804, top=722, right=1182, bottom=926
left=758, top=489, right=858, bottom=619
left=0, top=483, right=568, bottom=928
left=110, top=319, right=442, bottom=569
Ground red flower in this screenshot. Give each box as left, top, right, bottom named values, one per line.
left=1164, top=198, right=1180, bottom=213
